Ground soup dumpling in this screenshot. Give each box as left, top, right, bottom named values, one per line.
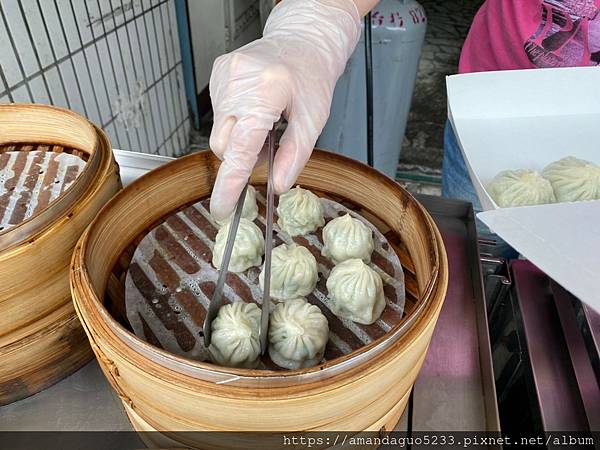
left=326, top=258, right=385, bottom=325
left=487, top=169, right=555, bottom=207
left=542, top=156, right=600, bottom=202
left=277, top=186, right=325, bottom=236
left=208, top=302, right=261, bottom=368
left=322, top=213, right=373, bottom=264
left=268, top=298, right=329, bottom=369
left=212, top=218, right=264, bottom=273
left=259, top=243, right=318, bottom=300
left=213, top=185, right=259, bottom=227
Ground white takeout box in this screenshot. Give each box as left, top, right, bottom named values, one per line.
left=446, top=67, right=600, bottom=311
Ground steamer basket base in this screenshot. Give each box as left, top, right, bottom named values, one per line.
left=122, top=389, right=410, bottom=450
left=0, top=311, right=93, bottom=405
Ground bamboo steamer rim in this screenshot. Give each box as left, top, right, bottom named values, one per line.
left=72, top=215, right=448, bottom=400
left=71, top=149, right=446, bottom=387
left=0, top=103, right=110, bottom=251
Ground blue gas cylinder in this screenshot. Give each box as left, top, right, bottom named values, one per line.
left=317, top=0, right=427, bottom=178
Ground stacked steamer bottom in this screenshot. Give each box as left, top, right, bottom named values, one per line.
left=71, top=150, right=448, bottom=449
left=0, top=104, right=121, bottom=405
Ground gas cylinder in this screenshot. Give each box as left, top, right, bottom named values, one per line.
left=317, top=0, right=427, bottom=178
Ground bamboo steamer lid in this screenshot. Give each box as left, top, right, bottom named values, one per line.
left=0, top=104, right=121, bottom=405
left=71, top=149, right=448, bottom=446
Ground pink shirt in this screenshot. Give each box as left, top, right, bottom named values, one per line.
left=459, top=0, right=600, bottom=73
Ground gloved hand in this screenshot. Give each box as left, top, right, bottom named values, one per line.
left=209, top=0, right=361, bottom=221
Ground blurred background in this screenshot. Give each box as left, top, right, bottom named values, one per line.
left=0, top=0, right=484, bottom=194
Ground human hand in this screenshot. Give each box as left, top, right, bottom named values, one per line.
left=209, top=0, right=361, bottom=221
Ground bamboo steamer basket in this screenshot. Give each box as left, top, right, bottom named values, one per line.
left=0, top=104, right=121, bottom=405
left=71, top=149, right=448, bottom=448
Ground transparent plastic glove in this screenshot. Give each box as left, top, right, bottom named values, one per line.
left=209, top=0, right=361, bottom=221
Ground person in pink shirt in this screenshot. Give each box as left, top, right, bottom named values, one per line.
left=461, top=0, right=600, bottom=73
left=442, top=0, right=600, bottom=255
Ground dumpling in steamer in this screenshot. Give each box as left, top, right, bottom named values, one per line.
left=259, top=243, right=318, bottom=300
left=322, top=213, right=374, bottom=264
left=487, top=169, right=555, bottom=207
left=542, top=156, right=600, bottom=202
left=213, top=185, right=259, bottom=227
left=268, top=298, right=329, bottom=369
left=212, top=218, right=264, bottom=273
left=326, top=258, right=385, bottom=325
left=208, top=302, right=261, bottom=368
left=276, top=186, right=325, bottom=236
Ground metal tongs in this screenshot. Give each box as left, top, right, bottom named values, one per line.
left=204, top=124, right=277, bottom=354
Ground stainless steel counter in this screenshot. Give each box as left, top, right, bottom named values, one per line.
left=0, top=361, right=130, bottom=432
left=411, top=195, right=499, bottom=433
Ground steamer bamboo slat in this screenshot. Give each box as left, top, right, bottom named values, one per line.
left=70, top=149, right=448, bottom=447
left=0, top=104, right=121, bottom=405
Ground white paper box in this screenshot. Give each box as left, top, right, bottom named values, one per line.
left=113, top=149, right=173, bottom=187
left=446, top=67, right=600, bottom=311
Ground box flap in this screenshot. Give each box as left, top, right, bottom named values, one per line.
left=478, top=203, right=600, bottom=311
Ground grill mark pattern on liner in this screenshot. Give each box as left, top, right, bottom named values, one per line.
left=125, top=190, right=406, bottom=368
left=0, top=145, right=86, bottom=233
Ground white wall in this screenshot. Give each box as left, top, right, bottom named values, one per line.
left=0, top=0, right=190, bottom=157
left=187, top=0, right=227, bottom=92
left=188, top=0, right=261, bottom=92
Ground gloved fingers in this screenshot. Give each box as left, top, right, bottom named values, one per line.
left=272, top=116, right=319, bottom=194
left=209, top=160, right=252, bottom=223
left=210, top=114, right=236, bottom=159
left=210, top=118, right=271, bottom=221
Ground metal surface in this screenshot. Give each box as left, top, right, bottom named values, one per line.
left=203, top=184, right=249, bottom=347
left=579, top=301, right=600, bottom=386
left=364, top=11, right=374, bottom=168
left=481, top=255, right=511, bottom=315
left=259, top=127, right=276, bottom=354
left=552, top=282, right=600, bottom=430
left=486, top=270, right=532, bottom=432
left=175, top=0, right=199, bottom=128
left=484, top=259, right=600, bottom=433
left=481, top=256, right=513, bottom=359
left=0, top=361, right=134, bottom=432
left=0, top=153, right=499, bottom=433
left=317, top=0, right=427, bottom=178
left=412, top=195, right=500, bottom=433
left=511, top=260, right=589, bottom=431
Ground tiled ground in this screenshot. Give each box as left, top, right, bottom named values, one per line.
left=396, top=0, right=484, bottom=195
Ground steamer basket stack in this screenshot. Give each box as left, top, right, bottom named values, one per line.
left=70, top=150, right=448, bottom=449
left=0, top=104, right=121, bottom=405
